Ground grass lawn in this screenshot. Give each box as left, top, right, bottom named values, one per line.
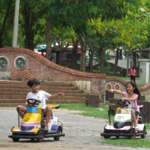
left=106, top=75, right=139, bottom=80
left=101, top=139, right=150, bottom=148
left=106, top=75, right=144, bottom=88
left=61, top=103, right=109, bottom=119
left=60, top=103, right=150, bottom=148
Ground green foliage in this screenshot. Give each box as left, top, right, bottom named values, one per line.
left=1, top=0, right=150, bottom=73
left=0, top=0, right=15, bottom=47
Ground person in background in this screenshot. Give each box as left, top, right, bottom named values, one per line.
left=129, top=66, right=136, bottom=82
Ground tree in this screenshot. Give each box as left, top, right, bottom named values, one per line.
left=0, top=0, right=14, bottom=47
left=65, top=0, right=101, bottom=71
left=38, top=0, right=72, bottom=60
left=20, top=1, right=38, bottom=50
left=89, top=0, right=144, bottom=73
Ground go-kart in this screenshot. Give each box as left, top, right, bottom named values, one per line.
left=8, top=99, right=65, bottom=142
left=101, top=99, right=147, bottom=139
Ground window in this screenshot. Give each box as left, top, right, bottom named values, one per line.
left=14, top=56, right=26, bottom=70
left=0, top=56, right=9, bottom=70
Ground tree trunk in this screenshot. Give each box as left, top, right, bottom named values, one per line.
left=89, top=50, right=93, bottom=72
left=45, top=20, right=52, bottom=60
left=114, top=49, right=119, bottom=75
left=0, top=0, right=12, bottom=48
left=23, top=1, right=35, bottom=50
left=71, top=41, right=78, bottom=69
left=126, top=51, right=129, bottom=76
left=80, top=33, right=86, bottom=72
left=133, top=51, right=136, bottom=67
left=97, top=47, right=104, bottom=73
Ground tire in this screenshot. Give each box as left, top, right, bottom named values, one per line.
left=128, top=128, right=135, bottom=139
left=12, top=137, right=19, bottom=142
left=36, top=130, right=44, bottom=142
left=141, top=126, right=146, bottom=139
left=31, top=138, right=35, bottom=142
left=54, top=127, right=62, bottom=141
left=116, top=136, right=119, bottom=139
left=104, top=136, right=110, bottom=139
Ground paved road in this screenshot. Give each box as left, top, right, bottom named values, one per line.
left=0, top=107, right=149, bottom=150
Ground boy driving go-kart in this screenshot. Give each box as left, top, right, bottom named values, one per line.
left=9, top=78, right=65, bottom=142
left=17, top=78, right=64, bottom=131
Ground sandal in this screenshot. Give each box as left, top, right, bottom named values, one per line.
left=135, top=127, right=139, bottom=132
left=44, top=125, right=48, bottom=132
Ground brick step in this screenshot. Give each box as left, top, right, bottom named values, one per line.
left=0, top=81, right=72, bottom=87
left=0, top=96, right=86, bottom=102
left=0, top=88, right=80, bottom=94
left=0, top=91, right=85, bottom=96
left=0, top=91, right=84, bottom=96
left=0, top=80, right=87, bottom=104
left=0, top=85, right=77, bottom=89
left=0, top=95, right=86, bottom=99
left=0, top=86, right=78, bottom=91
left=0, top=92, right=86, bottom=98
left=0, top=100, right=85, bottom=106
left=0, top=99, right=84, bottom=105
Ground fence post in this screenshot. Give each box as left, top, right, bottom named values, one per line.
left=85, top=94, right=100, bottom=108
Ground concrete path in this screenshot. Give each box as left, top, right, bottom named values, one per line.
left=0, top=107, right=149, bottom=150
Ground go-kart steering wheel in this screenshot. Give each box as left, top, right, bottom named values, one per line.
left=27, top=98, right=41, bottom=107
left=117, top=99, right=131, bottom=107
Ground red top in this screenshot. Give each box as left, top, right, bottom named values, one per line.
left=130, top=69, right=136, bottom=76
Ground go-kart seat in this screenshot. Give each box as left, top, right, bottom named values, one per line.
left=137, top=105, right=144, bottom=112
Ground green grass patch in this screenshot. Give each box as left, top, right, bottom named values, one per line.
left=107, top=75, right=140, bottom=81
left=137, top=84, right=144, bottom=88
left=101, top=139, right=150, bottom=148
left=60, top=103, right=109, bottom=119
left=145, top=123, right=150, bottom=130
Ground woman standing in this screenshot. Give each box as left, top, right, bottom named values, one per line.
left=130, top=66, right=136, bottom=82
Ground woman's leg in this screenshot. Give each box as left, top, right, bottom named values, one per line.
left=130, top=75, right=133, bottom=82
left=132, top=110, right=137, bottom=127
left=133, top=76, right=136, bottom=82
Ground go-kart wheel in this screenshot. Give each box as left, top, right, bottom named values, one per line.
left=141, top=126, right=146, bottom=139
left=12, top=137, right=19, bottom=142
left=31, top=138, right=35, bottom=142
left=54, top=127, right=62, bottom=141
left=104, top=136, right=110, bottom=139
left=36, top=130, right=44, bottom=142
left=116, top=136, right=119, bottom=139
left=128, top=128, right=135, bottom=139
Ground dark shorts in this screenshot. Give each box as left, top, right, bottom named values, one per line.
left=134, top=110, right=139, bottom=116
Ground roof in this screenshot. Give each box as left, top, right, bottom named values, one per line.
left=107, top=59, right=128, bottom=69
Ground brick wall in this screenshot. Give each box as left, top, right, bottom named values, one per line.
left=0, top=47, right=149, bottom=96
left=0, top=47, right=106, bottom=94
left=106, top=78, right=150, bottom=96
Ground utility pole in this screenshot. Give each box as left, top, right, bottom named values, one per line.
left=12, top=0, right=20, bottom=47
